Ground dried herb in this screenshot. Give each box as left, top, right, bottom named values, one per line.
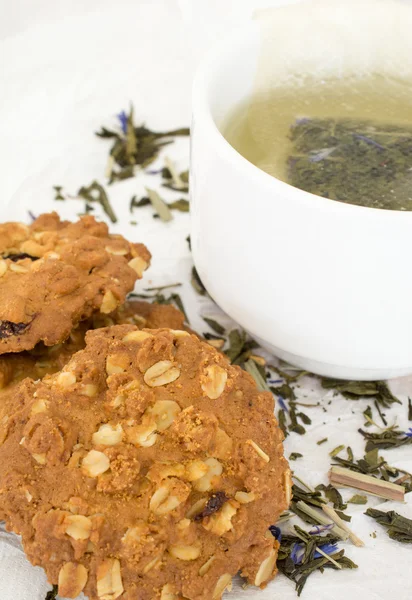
left=277, top=525, right=357, bottom=596
left=348, top=494, right=367, bottom=505
left=316, top=484, right=347, bottom=511
left=330, top=445, right=345, bottom=458
left=359, top=427, right=412, bottom=451
left=408, top=397, right=412, bottom=421
left=290, top=452, right=303, bottom=461
left=45, top=586, right=58, bottom=600
left=191, top=267, right=207, bottom=296
left=224, top=329, right=259, bottom=365
left=145, top=187, right=173, bottom=222
left=194, top=492, right=228, bottom=521
left=168, top=198, right=189, bottom=212
left=288, top=118, right=412, bottom=210
left=53, top=185, right=65, bottom=201
left=77, top=180, right=117, bottom=223
left=317, top=438, right=328, bottom=445
left=96, top=106, right=189, bottom=181
left=0, top=320, right=31, bottom=338
left=322, top=505, right=364, bottom=547
left=130, top=195, right=151, bottom=211
left=330, top=466, right=404, bottom=502
left=365, top=508, right=412, bottom=544
left=203, top=317, right=225, bottom=336
left=3, top=253, right=39, bottom=262
left=162, top=158, right=189, bottom=192
left=320, top=378, right=401, bottom=408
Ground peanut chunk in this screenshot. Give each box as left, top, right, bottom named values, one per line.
left=96, top=558, right=124, bottom=600
left=58, top=562, right=88, bottom=598
left=122, top=330, right=153, bottom=343
left=56, top=371, right=77, bottom=388
left=193, top=458, right=222, bottom=492
left=100, top=290, right=118, bottom=314
left=82, top=450, right=110, bottom=477
left=201, top=365, right=227, bottom=400
left=146, top=400, right=181, bottom=431
left=64, top=514, right=92, bottom=540
left=144, top=361, right=180, bottom=387
left=128, top=256, right=148, bottom=277
left=92, top=424, right=124, bottom=446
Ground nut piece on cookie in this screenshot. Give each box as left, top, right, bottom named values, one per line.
left=0, top=326, right=289, bottom=600
left=0, top=213, right=151, bottom=354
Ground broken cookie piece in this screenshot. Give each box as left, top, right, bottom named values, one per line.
left=0, top=326, right=289, bottom=600
left=0, top=213, right=150, bottom=354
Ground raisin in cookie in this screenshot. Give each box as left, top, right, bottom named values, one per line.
left=0, top=326, right=290, bottom=600
left=0, top=213, right=150, bottom=354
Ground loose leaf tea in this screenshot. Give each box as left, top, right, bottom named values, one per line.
left=365, top=508, right=412, bottom=544
left=288, top=118, right=412, bottom=210
left=320, top=379, right=401, bottom=408
left=276, top=525, right=357, bottom=596
left=78, top=181, right=117, bottom=223
left=96, top=106, right=189, bottom=182
left=45, top=586, right=58, bottom=600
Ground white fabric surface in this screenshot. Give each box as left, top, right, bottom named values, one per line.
left=0, top=1, right=411, bottom=599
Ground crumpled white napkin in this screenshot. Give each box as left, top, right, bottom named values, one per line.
left=1, top=1, right=412, bottom=599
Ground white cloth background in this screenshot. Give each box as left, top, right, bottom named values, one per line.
left=0, top=1, right=411, bottom=599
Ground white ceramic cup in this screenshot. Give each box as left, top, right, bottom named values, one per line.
left=190, top=0, right=412, bottom=380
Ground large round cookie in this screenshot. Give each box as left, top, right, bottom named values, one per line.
left=0, top=326, right=290, bottom=600
left=0, top=213, right=151, bottom=354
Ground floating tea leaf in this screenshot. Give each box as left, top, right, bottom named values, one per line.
left=288, top=118, right=412, bottom=210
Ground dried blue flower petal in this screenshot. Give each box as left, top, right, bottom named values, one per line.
left=290, top=542, right=304, bottom=564
left=269, top=525, right=282, bottom=541
left=353, top=133, right=385, bottom=150
left=314, top=542, right=338, bottom=559
left=405, top=428, right=412, bottom=438
left=117, top=110, right=128, bottom=134
left=309, top=524, right=334, bottom=535
left=269, top=378, right=284, bottom=385
left=277, top=395, right=288, bottom=413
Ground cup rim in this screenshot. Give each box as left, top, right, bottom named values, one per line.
left=192, top=19, right=412, bottom=221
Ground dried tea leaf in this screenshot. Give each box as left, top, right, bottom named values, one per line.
left=53, top=185, right=65, bottom=201
left=408, top=397, right=412, bottom=421
left=145, top=187, right=173, bottom=222
left=203, top=317, right=225, bottom=336
left=290, top=452, right=303, bottom=461
left=45, top=586, right=58, bottom=600
left=359, top=428, right=412, bottom=451
left=316, top=484, right=347, bottom=511
left=365, top=508, right=412, bottom=544
left=191, top=267, right=207, bottom=296
left=168, top=198, right=190, bottom=212
left=348, top=494, right=367, bottom=505
left=78, top=180, right=117, bottom=223
left=317, top=438, right=328, bottom=445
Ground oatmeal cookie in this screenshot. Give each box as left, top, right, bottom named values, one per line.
left=0, top=326, right=290, bottom=600
left=0, top=213, right=151, bottom=354
left=0, top=301, right=187, bottom=392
